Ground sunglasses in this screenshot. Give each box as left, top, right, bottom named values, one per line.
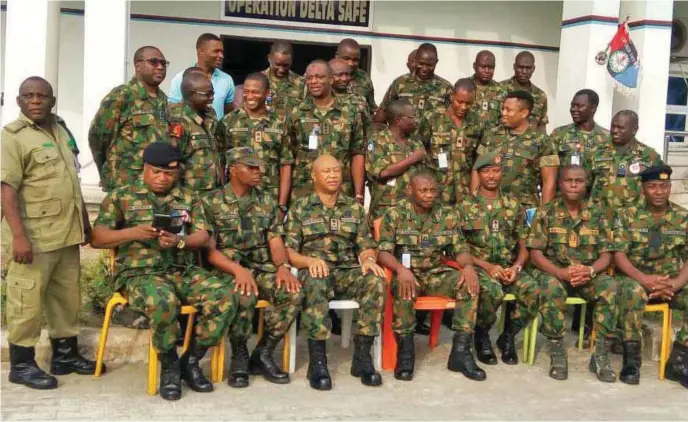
left=137, top=58, right=170, bottom=68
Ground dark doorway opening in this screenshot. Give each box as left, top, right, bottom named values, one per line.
left=221, top=35, right=372, bottom=85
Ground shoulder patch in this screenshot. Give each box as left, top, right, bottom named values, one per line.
left=169, top=123, right=183, bottom=138
left=4, top=120, right=28, bottom=134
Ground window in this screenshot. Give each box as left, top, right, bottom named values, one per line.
left=666, top=76, right=688, bottom=143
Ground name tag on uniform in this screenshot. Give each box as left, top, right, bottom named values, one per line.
left=402, top=253, right=412, bottom=269
left=230, top=128, right=249, bottom=133
left=438, top=151, right=448, bottom=169
left=308, top=134, right=319, bottom=150
left=127, top=205, right=153, bottom=210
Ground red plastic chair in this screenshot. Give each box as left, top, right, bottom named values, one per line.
left=373, top=219, right=458, bottom=371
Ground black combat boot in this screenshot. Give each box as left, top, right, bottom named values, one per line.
left=50, top=337, right=99, bottom=376
left=589, top=337, right=617, bottom=383
left=228, top=338, right=250, bottom=388
left=447, top=332, right=486, bottom=381
left=619, top=340, right=641, bottom=385
left=8, top=344, right=57, bottom=390
left=394, top=333, right=415, bottom=381
left=548, top=338, right=568, bottom=380
left=249, top=334, right=290, bottom=384
left=179, top=342, right=213, bottom=393
left=666, top=341, right=688, bottom=389
left=474, top=326, right=497, bottom=365
left=307, top=339, right=332, bottom=391
left=496, top=321, right=520, bottom=365
left=350, top=335, right=382, bottom=386
left=159, top=349, right=182, bottom=401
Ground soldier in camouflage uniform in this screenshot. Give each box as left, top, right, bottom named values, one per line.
left=329, top=58, right=372, bottom=132
left=526, top=165, right=619, bottom=383
left=378, top=170, right=487, bottom=382
left=168, top=72, right=223, bottom=192
left=284, top=155, right=386, bottom=390
left=550, top=89, right=612, bottom=192
left=417, top=78, right=484, bottom=205
left=88, top=46, right=170, bottom=192
left=219, top=73, right=293, bottom=213
left=286, top=60, right=366, bottom=202
left=613, top=166, right=688, bottom=389
left=375, top=43, right=453, bottom=123
left=470, top=50, right=506, bottom=130
left=590, top=110, right=663, bottom=209
left=90, top=142, right=236, bottom=401
left=474, top=91, right=559, bottom=211
left=406, top=49, right=417, bottom=75
left=500, top=51, right=548, bottom=133
left=203, top=147, right=302, bottom=388
left=365, top=100, right=426, bottom=223
left=335, top=38, right=377, bottom=112
left=461, top=150, right=541, bottom=366
left=261, top=41, right=305, bottom=120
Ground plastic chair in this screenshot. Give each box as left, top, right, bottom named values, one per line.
left=210, top=299, right=297, bottom=382
left=524, top=297, right=586, bottom=365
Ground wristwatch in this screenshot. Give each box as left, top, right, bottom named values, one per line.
left=278, top=262, right=293, bottom=271
left=278, top=205, right=288, bottom=213
left=514, top=265, right=522, bottom=274
left=589, top=266, right=596, bottom=278
left=176, top=236, right=186, bottom=250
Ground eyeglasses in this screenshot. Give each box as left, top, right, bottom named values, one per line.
left=137, top=58, right=170, bottom=68
left=194, top=90, right=215, bottom=98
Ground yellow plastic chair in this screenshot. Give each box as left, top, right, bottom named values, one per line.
left=210, top=299, right=294, bottom=382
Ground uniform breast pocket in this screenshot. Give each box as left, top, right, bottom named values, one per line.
left=514, top=148, right=537, bottom=163
left=228, top=130, right=251, bottom=148
left=463, top=220, right=485, bottom=243
left=124, top=209, right=154, bottom=226
left=189, top=134, right=212, bottom=155
left=302, top=219, right=328, bottom=241
left=593, top=158, right=612, bottom=175
left=217, top=227, right=241, bottom=249
left=340, top=217, right=361, bottom=237
left=130, top=112, right=155, bottom=129
left=31, top=148, right=60, bottom=180
left=431, top=135, right=451, bottom=154
left=393, top=234, right=418, bottom=258
left=548, top=232, right=569, bottom=259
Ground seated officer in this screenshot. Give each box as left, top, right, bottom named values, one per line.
left=203, top=147, right=302, bottom=388
left=91, top=142, right=237, bottom=401
left=377, top=170, right=486, bottom=382
left=614, top=165, right=688, bottom=388
left=526, top=164, right=619, bottom=382
left=284, top=154, right=386, bottom=390
left=460, top=150, right=540, bottom=365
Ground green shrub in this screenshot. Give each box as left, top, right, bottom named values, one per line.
left=81, top=250, right=114, bottom=316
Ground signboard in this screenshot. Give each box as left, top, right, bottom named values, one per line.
left=221, top=1, right=372, bottom=29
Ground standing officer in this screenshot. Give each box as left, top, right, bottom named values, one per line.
left=375, top=43, right=453, bottom=123
left=461, top=150, right=541, bottom=365
left=204, top=147, right=302, bottom=388
left=406, top=49, right=417, bottom=75
left=2, top=77, right=96, bottom=390
left=501, top=51, right=548, bottom=133
left=589, top=110, right=663, bottom=208
left=526, top=165, right=619, bottom=382
left=417, top=78, right=484, bottom=205
left=286, top=60, right=366, bottom=202
left=90, top=142, right=237, bottom=401
left=88, top=46, right=169, bottom=192
left=220, top=72, right=293, bottom=213
left=284, top=155, right=386, bottom=390
left=329, top=58, right=372, bottom=129
left=168, top=72, right=223, bottom=192
left=470, top=50, right=506, bottom=130
left=473, top=91, right=559, bottom=211
left=613, top=166, right=688, bottom=388
left=365, top=100, right=426, bottom=223
left=335, top=38, right=376, bottom=112
left=378, top=170, right=487, bottom=382
left=261, top=40, right=305, bottom=120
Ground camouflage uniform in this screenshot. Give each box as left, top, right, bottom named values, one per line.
left=168, top=103, right=223, bottom=192
left=218, top=108, right=293, bottom=199
left=262, top=69, right=305, bottom=121
left=379, top=74, right=453, bottom=118
left=378, top=200, right=481, bottom=335
left=460, top=192, right=541, bottom=331
left=365, top=126, right=425, bottom=223
left=94, top=180, right=236, bottom=352
left=500, top=77, right=549, bottom=130
left=202, top=185, right=303, bottom=340
left=525, top=198, right=618, bottom=339
left=550, top=123, right=612, bottom=190
left=284, top=193, right=385, bottom=340
left=470, top=78, right=506, bottom=130
left=614, top=201, right=688, bottom=346
left=334, top=91, right=372, bottom=135
left=286, top=96, right=365, bottom=199
left=589, top=138, right=663, bottom=208
left=349, top=68, right=377, bottom=112
left=88, top=77, right=169, bottom=192
left=477, top=126, right=560, bottom=208
left=417, top=108, right=485, bottom=204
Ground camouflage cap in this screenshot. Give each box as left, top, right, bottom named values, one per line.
left=226, top=146, right=265, bottom=167
left=640, top=165, right=672, bottom=183
left=143, top=142, right=182, bottom=170
left=473, top=150, right=502, bottom=171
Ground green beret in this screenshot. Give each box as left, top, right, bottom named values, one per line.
left=142, top=142, right=182, bottom=170
left=640, top=165, right=672, bottom=183
left=225, top=146, right=264, bottom=167
left=473, top=150, right=502, bottom=171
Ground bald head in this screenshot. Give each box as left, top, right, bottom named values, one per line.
left=513, top=51, right=536, bottom=84
left=336, top=38, right=361, bottom=70
left=19, top=76, right=52, bottom=96
left=473, top=50, right=496, bottom=85
left=17, top=76, right=55, bottom=124
left=313, top=154, right=341, bottom=173
left=312, top=154, right=343, bottom=194
left=329, top=58, right=351, bottom=93
left=181, top=73, right=210, bottom=99
left=337, top=38, right=359, bottom=53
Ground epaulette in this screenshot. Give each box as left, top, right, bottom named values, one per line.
left=3, top=119, right=28, bottom=134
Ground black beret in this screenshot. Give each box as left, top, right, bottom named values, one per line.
left=143, top=142, right=182, bottom=170
left=640, top=165, right=672, bottom=183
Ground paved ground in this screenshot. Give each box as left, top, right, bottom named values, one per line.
left=1, top=331, right=685, bottom=421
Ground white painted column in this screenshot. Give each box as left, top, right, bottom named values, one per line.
left=80, top=0, right=129, bottom=190
left=1, top=0, right=60, bottom=126
left=612, top=1, right=673, bottom=157
left=553, top=0, right=621, bottom=129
